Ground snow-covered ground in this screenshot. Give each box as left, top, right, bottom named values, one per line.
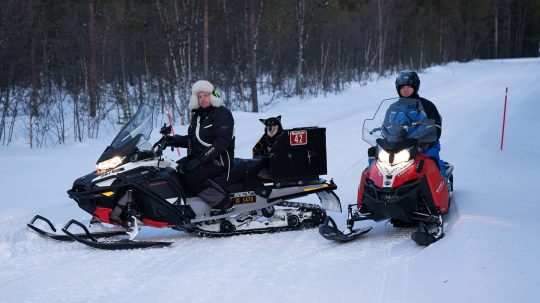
left=1, top=58, right=540, bottom=302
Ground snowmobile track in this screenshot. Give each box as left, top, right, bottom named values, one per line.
left=186, top=201, right=326, bottom=238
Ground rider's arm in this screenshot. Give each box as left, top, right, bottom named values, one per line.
left=420, top=98, right=442, bottom=138
left=170, top=135, right=189, bottom=148
left=200, top=107, right=234, bottom=164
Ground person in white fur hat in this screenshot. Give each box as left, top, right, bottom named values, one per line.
left=164, top=80, right=235, bottom=210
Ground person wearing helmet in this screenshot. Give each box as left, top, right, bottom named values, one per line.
left=394, top=71, right=441, bottom=136
left=164, top=80, right=235, bottom=210
left=394, top=70, right=446, bottom=177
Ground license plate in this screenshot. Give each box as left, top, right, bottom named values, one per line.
left=231, top=191, right=257, bottom=204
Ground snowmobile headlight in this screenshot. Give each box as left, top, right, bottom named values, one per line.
left=378, top=149, right=411, bottom=166
left=378, top=149, right=390, bottom=164
left=393, top=149, right=411, bottom=164
left=96, top=156, right=124, bottom=173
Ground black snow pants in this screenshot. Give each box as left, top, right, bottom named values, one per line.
left=180, top=158, right=228, bottom=207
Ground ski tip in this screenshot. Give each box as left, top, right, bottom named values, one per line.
left=318, top=217, right=372, bottom=243
left=319, top=226, right=372, bottom=243
left=411, top=231, right=438, bottom=246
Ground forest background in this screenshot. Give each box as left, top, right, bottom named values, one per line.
left=1, top=0, right=539, bottom=148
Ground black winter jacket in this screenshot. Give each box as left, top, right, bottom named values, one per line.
left=171, top=106, right=235, bottom=169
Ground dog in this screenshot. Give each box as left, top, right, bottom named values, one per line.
left=252, top=115, right=283, bottom=157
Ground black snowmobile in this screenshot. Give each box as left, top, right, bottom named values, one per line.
left=28, top=104, right=341, bottom=250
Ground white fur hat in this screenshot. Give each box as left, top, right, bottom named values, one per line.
left=188, top=80, right=223, bottom=110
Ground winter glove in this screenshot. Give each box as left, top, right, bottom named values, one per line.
left=162, top=135, right=175, bottom=148
left=160, top=123, right=172, bottom=135
left=184, top=157, right=202, bottom=172
left=152, top=138, right=164, bottom=156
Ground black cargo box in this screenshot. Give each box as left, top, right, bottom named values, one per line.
left=268, top=127, right=327, bottom=182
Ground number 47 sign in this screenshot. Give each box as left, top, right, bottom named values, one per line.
left=290, top=130, right=308, bottom=146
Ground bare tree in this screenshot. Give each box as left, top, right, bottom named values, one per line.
left=295, top=0, right=307, bottom=95
left=29, top=2, right=39, bottom=148
left=494, top=0, right=499, bottom=58
left=248, top=0, right=264, bottom=112
left=203, top=0, right=209, bottom=79
left=1, top=0, right=540, bottom=146
left=0, top=87, right=11, bottom=144
left=87, top=0, right=98, bottom=119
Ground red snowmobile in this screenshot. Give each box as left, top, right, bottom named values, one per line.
left=319, top=97, right=453, bottom=246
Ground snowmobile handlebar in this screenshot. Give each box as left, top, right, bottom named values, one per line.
left=152, top=123, right=175, bottom=158
left=152, top=134, right=172, bottom=158
left=369, top=127, right=382, bottom=134
left=371, top=121, right=419, bottom=134
left=159, top=123, right=172, bottom=135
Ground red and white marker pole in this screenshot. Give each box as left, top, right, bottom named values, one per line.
left=500, top=87, right=508, bottom=151
left=164, top=103, right=180, bottom=156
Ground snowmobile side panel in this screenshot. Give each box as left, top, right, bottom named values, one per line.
left=93, top=207, right=113, bottom=224
left=356, top=169, right=369, bottom=206
left=141, top=218, right=170, bottom=228
left=187, top=197, right=221, bottom=220
left=423, top=158, right=449, bottom=213
left=69, top=166, right=193, bottom=226
left=370, top=163, right=384, bottom=188
left=391, top=161, right=419, bottom=188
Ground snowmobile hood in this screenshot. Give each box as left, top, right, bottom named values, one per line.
left=376, top=137, right=418, bottom=152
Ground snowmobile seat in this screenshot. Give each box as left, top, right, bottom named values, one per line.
left=213, top=158, right=266, bottom=192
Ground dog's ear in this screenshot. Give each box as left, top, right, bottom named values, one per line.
left=277, top=115, right=281, bottom=122
left=259, top=118, right=266, bottom=125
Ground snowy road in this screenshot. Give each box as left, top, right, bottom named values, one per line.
left=1, top=58, right=540, bottom=302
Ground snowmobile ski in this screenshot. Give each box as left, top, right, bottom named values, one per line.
left=27, top=215, right=126, bottom=242
left=318, top=216, right=372, bottom=242
left=61, top=219, right=172, bottom=250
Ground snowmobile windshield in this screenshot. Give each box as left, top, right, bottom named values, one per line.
left=97, top=104, right=154, bottom=164
left=110, top=104, right=154, bottom=150
left=362, top=98, right=438, bottom=146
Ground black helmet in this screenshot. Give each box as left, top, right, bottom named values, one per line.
left=395, top=70, right=420, bottom=94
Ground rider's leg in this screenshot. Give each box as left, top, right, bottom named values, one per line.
left=424, top=140, right=446, bottom=177
left=184, top=163, right=228, bottom=208
left=367, top=146, right=376, bottom=166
